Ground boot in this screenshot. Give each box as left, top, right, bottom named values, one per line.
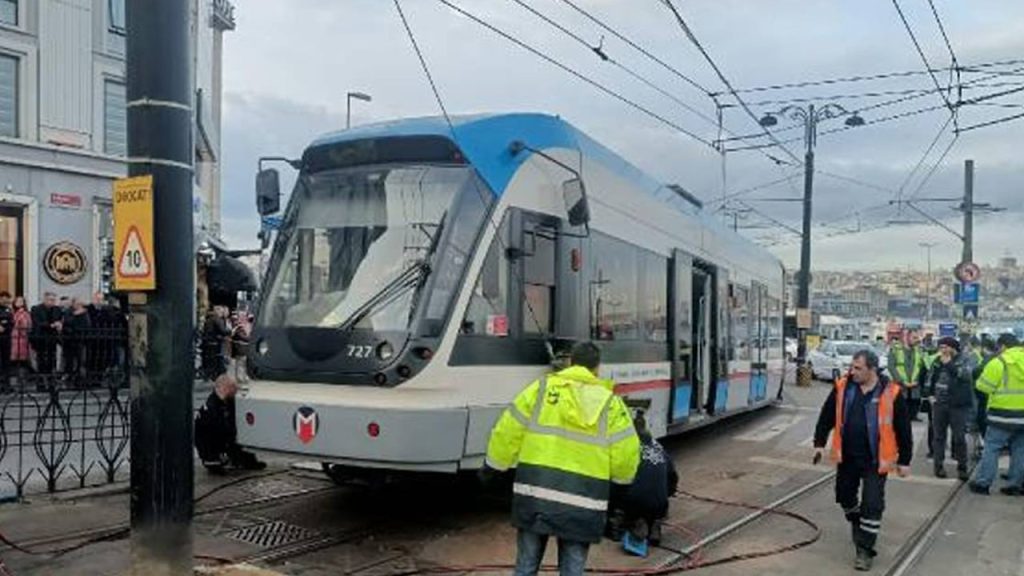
left=957, top=467, right=969, bottom=482
left=854, top=547, right=873, bottom=571
left=934, top=465, right=947, bottom=479
left=649, top=519, right=663, bottom=546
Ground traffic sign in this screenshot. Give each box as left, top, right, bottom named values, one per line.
left=938, top=322, right=958, bottom=338
left=960, top=282, right=979, bottom=304
left=963, top=305, right=979, bottom=322
left=113, top=175, right=156, bottom=291
left=955, top=261, right=981, bottom=283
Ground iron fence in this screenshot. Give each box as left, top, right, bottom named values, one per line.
left=0, top=328, right=130, bottom=498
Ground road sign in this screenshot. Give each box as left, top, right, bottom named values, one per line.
left=938, top=322, right=958, bottom=338
left=955, top=261, right=981, bottom=283
left=796, top=308, right=813, bottom=329
left=963, top=305, right=979, bottom=322
left=113, top=175, right=156, bottom=291
left=960, top=282, right=979, bottom=304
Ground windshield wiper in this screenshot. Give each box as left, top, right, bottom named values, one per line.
left=337, top=260, right=431, bottom=332
left=336, top=211, right=447, bottom=333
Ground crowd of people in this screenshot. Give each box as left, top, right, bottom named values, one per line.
left=0, top=290, right=128, bottom=392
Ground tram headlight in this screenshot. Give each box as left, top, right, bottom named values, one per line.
left=376, top=341, right=394, bottom=361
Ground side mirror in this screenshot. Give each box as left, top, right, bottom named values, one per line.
left=562, top=178, right=590, bottom=227
left=256, top=168, right=281, bottom=216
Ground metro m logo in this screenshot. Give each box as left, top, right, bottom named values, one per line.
left=293, top=406, right=319, bottom=444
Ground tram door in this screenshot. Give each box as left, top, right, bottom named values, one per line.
left=668, top=250, right=693, bottom=423
left=751, top=283, right=769, bottom=402
left=693, top=264, right=715, bottom=415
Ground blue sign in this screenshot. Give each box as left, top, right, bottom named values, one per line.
left=938, top=323, right=958, bottom=338
left=963, top=305, right=979, bottom=321
left=261, top=216, right=283, bottom=230
left=960, top=282, right=980, bottom=304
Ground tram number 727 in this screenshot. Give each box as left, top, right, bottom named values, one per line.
left=346, top=345, right=374, bottom=359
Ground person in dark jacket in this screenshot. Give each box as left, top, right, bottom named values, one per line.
left=814, top=349, right=912, bottom=572
left=617, top=411, right=678, bottom=550
left=30, top=292, right=63, bottom=375
left=928, top=336, right=974, bottom=480
left=194, top=374, right=266, bottom=473
left=201, top=306, right=232, bottom=382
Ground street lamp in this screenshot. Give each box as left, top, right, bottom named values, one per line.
left=919, top=242, right=938, bottom=321
left=757, top=104, right=864, bottom=386
left=346, top=91, right=372, bottom=129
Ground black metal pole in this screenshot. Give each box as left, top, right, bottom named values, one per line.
left=962, top=159, right=974, bottom=265
left=127, top=0, right=195, bottom=573
left=796, top=106, right=815, bottom=379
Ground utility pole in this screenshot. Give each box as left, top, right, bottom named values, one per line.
left=962, top=159, right=974, bottom=264
left=127, top=1, right=195, bottom=574
left=759, top=104, right=864, bottom=386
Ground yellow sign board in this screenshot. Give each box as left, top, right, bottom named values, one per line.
left=113, top=175, right=156, bottom=291
left=806, top=334, right=822, bottom=351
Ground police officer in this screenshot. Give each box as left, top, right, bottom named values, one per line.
left=484, top=342, right=640, bottom=576
left=814, top=349, right=913, bottom=572
left=887, top=331, right=926, bottom=421
left=970, top=340, right=1024, bottom=495
left=927, top=337, right=974, bottom=480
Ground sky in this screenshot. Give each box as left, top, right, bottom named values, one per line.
left=218, top=0, right=1024, bottom=275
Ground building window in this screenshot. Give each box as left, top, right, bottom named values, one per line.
left=0, top=54, right=15, bottom=138
left=104, top=81, right=127, bottom=156
left=0, top=206, right=23, bottom=297
left=108, top=0, right=125, bottom=34
left=0, top=1, right=16, bottom=27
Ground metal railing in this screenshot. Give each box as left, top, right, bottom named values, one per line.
left=0, top=328, right=130, bottom=498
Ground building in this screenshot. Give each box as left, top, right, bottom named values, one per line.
left=0, top=0, right=235, bottom=304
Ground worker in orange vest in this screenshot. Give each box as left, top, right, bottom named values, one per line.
left=813, top=349, right=914, bottom=572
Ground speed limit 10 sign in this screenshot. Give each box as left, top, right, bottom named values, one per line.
left=113, top=175, right=156, bottom=291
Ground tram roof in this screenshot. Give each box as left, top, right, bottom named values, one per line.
left=310, top=113, right=768, bottom=260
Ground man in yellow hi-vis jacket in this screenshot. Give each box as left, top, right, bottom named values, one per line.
left=484, top=342, right=640, bottom=576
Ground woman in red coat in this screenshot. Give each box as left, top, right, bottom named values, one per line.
left=10, top=296, right=32, bottom=372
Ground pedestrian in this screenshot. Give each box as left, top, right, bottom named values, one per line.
left=969, top=341, right=1024, bottom=496
left=921, top=343, right=942, bottom=459
left=927, top=337, right=974, bottom=480
left=230, top=311, right=251, bottom=382
left=63, top=298, right=92, bottom=385
left=30, top=292, right=63, bottom=376
left=0, top=291, right=12, bottom=392
left=10, top=296, right=31, bottom=378
left=887, top=331, right=926, bottom=422
left=614, top=410, right=678, bottom=555
left=194, top=373, right=266, bottom=473
left=201, top=305, right=231, bottom=381
left=482, top=342, right=640, bottom=576
left=814, top=349, right=913, bottom=572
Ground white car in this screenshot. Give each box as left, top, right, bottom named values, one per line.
left=807, top=340, right=888, bottom=382
left=785, top=337, right=798, bottom=362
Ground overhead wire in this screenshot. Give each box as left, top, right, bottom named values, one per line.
left=433, top=0, right=716, bottom=148
left=890, top=0, right=956, bottom=114
left=657, top=0, right=803, bottom=165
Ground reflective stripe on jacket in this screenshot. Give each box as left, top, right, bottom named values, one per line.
left=888, top=344, right=922, bottom=386
left=975, top=347, right=1024, bottom=429
left=831, top=377, right=902, bottom=474
left=485, top=365, right=641, bottom=543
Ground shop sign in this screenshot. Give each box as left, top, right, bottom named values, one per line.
left=43, top=241, right=88, bottom=285
left=50, top=193, right=82, bottom=208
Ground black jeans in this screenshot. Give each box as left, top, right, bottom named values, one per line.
left=836, top=462, right=887, bottom=554
left=932, top=401, right=969, bottom=471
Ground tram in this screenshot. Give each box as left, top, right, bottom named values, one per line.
left=237, top=113, right=786, bottom=477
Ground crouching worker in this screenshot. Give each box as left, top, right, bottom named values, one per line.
left=195, top=374, right=266, bottom=473
left=616, top=410, right=679, bottom=557
left=481, top=342, right=640, bottom=576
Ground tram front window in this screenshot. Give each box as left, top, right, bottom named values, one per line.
left=260, top=165, right=474, bottom=333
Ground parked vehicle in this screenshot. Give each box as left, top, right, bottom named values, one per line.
left=806, top=340, right=887, bottom=382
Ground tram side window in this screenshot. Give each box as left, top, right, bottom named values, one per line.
left=732, top=284, right=750, bottom=361
left=461, top=216, right=511, bottom=337
left=641, top=251, right=668, bottom=343
left=522, top=225, right=556, bottom=335
left=588, top=232, right=639, bottom=341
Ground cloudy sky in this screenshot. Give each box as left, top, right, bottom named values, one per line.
left=219, top=0, right=1024, bottom=274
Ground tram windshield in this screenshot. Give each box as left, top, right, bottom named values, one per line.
left=259, top=164, right=481, bottom=332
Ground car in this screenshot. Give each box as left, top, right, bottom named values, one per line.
left=806, top=340, right=888, bottom=382
left=785, top=337, right=798, bottom=362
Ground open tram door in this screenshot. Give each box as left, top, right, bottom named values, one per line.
left=668, top=251, right=720, bottom=424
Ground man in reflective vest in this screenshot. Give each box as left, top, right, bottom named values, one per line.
left=484, top=342, right=640, bottom=576
left=814, top=349, right=913, bottom=572
left=887, top=331, right=925, bottom=421
left=969, top=344, right=1024, bottom=495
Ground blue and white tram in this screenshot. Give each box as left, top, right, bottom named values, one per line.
left=238, top=113, right=786, bottom=475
